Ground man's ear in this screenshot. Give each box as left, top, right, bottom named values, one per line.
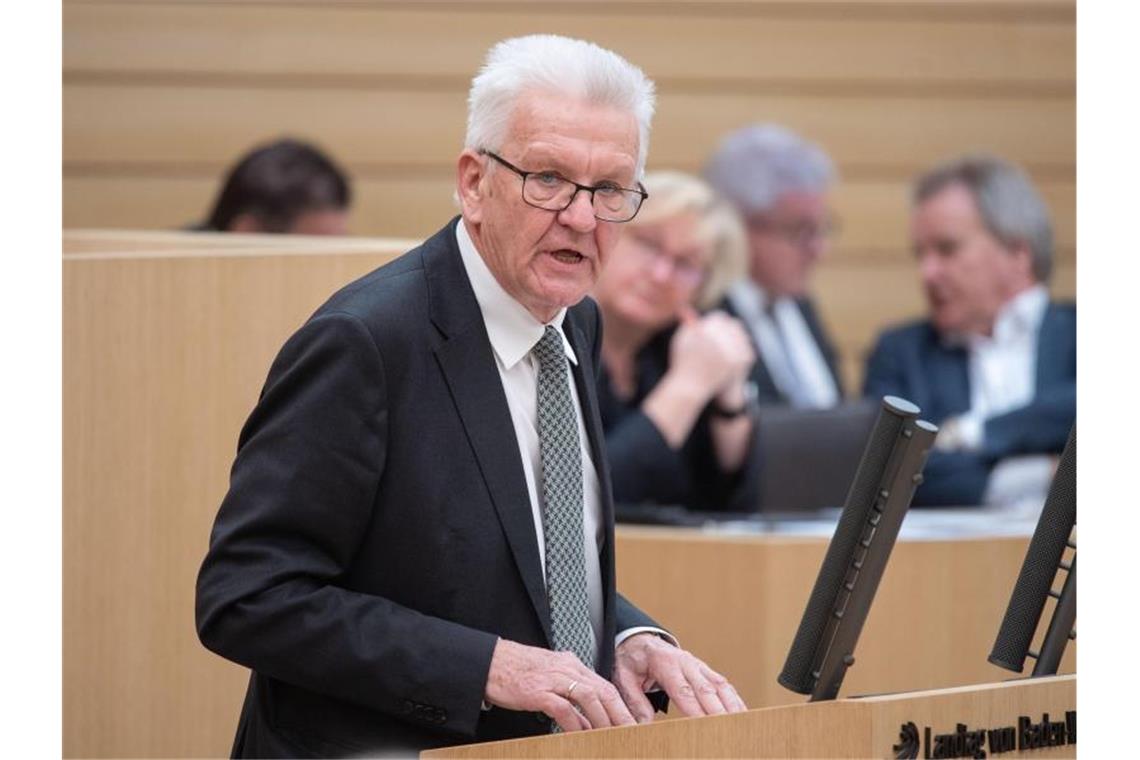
left=456, top=150, right=488, bottom=223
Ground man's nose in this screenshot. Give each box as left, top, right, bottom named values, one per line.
left=558, top=188, right=598, bottom=233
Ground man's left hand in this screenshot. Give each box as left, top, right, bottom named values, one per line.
left=613, top=633, right=747, bottom=723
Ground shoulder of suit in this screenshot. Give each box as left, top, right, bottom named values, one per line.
left=568, top=296, right=599, bottom=335
left=1047, top=299, right=1077, bottom=321
left=873, top=317, right=939, bottom=349
left=308, top=220, right=458, bottom=331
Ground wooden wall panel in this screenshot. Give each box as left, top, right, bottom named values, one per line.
left=64, top=2, right=1074, bottom=87
left=62, top=0, right=1076, bottom=398
left=63, top=240, right=407, bottom=758
left=64, top=82, right=1074, bottom=176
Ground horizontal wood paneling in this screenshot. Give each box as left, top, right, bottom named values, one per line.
left=63, top=174, right=1077, bottom=265
left=64, top=3, right=1074, bottom=90
left=64, top=82, right=1075, bottom=175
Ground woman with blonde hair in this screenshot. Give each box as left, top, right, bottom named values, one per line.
left=593, top=171, right=759, bottom=513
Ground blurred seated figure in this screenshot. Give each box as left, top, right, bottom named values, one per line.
left=592, top=171, right=759, bottom=513
left=864, top=155, right=1075, bottom=510
left=704, top=124, right=844, bottom=408
left=195, top=137, right=352, bottom=235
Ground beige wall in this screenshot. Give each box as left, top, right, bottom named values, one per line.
left=63, top=0, right=1076, bottom=390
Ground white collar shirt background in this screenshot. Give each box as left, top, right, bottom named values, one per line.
left=962, top=284, right=1054, bottom=513
left=727, top=279, right=840, bottom=409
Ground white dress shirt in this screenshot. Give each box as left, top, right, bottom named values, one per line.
left=949, top=284, right=1054, bottom=512
left=456, top=222, right=667, bottom=659
left=727, top=280, right=839, bottom=409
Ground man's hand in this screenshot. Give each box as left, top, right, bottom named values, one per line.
left=484, top=638, right=638, bottom=732
left=613, top=633, right=747, bottom=723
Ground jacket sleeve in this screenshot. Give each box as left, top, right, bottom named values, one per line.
left=983, top=383, right=1076, bottom=460
left=195, top=311, right=497, bottom=738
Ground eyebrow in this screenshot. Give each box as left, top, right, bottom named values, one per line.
left=516, top=151, right=635, bottom=187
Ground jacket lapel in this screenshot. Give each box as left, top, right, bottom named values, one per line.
left=1035, top=303, right=1068, bottom=388
left=424, top=220, right=553, bottom=645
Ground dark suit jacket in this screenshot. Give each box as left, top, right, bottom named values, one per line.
left=862, top=302, right=1076, bottom=506
left=196, top=218, right=661, bottom=757
left=597, top=325, right=761, bottom=513
left=721, top=293, right=845, bottom=405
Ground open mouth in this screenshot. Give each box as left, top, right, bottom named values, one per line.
left=550, top=249, right=585, bottom=265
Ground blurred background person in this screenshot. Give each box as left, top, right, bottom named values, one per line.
left=193, top=137, right=352, bottom=235
left=593, top=171, right=759, bottom=514
left=864, top=154, right=1076, bottom=510
left=704, top=123, right=844, bottom=409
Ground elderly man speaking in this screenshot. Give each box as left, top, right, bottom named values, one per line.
left=195, top=35, right=746, bottom=757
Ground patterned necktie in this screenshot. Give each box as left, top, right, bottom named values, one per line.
left=532, top=325, right=596, bottom=671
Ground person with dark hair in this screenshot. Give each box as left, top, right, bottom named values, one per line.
left=197, top=138, right=352, bottom=235
left=863, top=154, right=1076, bottom=510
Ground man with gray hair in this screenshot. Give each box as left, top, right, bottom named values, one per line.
left=864, top=154, right=1076, bottom=508
left=704, top=123, right=844, bottom=408
left=196, top=35, right=744, bottom=757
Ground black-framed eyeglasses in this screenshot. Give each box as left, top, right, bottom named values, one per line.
left=481, top=150, right=647, bottom=223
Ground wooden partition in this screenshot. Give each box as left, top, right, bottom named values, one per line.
left=64, top=230, right=1073, bottom=758
left=63, top=0, right=1076, bottom=390
left=63, top=231, right=407, bottom=758
left=615, top=527, right=1075, bottom=711
left=425, top=675, right=1077, bottom=759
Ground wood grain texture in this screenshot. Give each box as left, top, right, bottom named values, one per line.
left=63, top=237, right=404, bottom=758
left=423, top=675, right=1076, bottom=758
left=64, top=2, right=1074, bottom=88
left=61, top=0, right=1076, bottom=407
left=64, top=82, right=1074, bottom=174
left=613, top=528, right=1076, bottom=713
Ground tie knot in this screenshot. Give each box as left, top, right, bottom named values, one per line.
left=533, top=325, right=566, bottom=370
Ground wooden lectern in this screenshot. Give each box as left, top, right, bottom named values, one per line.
left=423, top=675, right=1075, bottom=759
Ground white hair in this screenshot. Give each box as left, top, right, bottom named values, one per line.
left=703, top=123, right=835, bottom=214
left=465, top=35, right=656, bottom=178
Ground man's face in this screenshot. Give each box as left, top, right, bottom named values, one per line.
left=458, top=90, right=640, bottom=322
left=911, top=183, right=1032, bottom=337
left=744, top=191, right=830, bottom=298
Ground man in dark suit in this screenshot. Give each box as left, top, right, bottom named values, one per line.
left=864, top=155, right=1075, bottom=508
left=703, top=124, right=844, bottom=408
left=195, top=35, right=744, bottom=757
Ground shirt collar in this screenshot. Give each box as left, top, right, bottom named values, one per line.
left=455, top=219, right=578, bottom=370
left=991, top=283, right=1049, bottom=342
left=728, top=279, right=779, bottom=318
left=944, top=284, right=1050, bottom=348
